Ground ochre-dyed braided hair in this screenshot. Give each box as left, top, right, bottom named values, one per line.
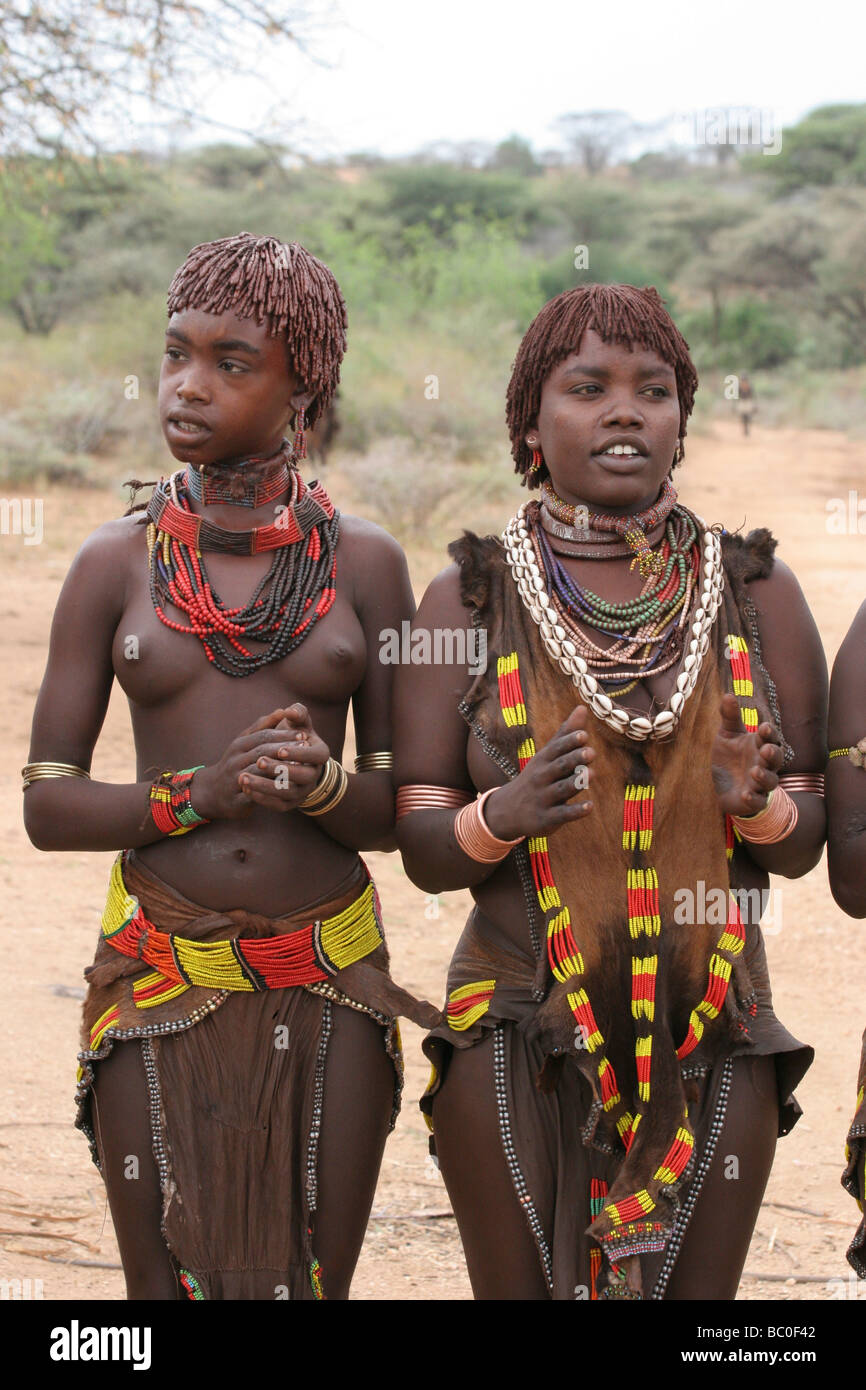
left=506, top=283, right=699, bottom=487
left=166, top=232, right=347, bottom=430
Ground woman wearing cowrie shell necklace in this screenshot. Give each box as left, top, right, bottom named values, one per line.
left=394, top=284, right=826, bottom=1300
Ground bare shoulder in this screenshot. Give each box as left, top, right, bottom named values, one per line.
left=836, top=597, right=866, bottom=655
left=416, top=562, right=471, bottom=628
left=832, top=597, right=866, bottom=685
left=746, top=555, right=810, bottom=613
left=76, top=511, right=147, bottom=559
left=745, top=553, right=825, bottom=671
left=62, top=512, right=146, bottom=613
left=337, top=512, right=408, bottom=570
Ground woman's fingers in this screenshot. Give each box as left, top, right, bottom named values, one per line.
left=280, top=702, right=313, bottom=731
left=239, top=759, right=320, bottom=789
left=718, top=693, right=744, bottom=735
left=241, top=708, right=292, bottom=736
left=549, top=769, right=592, bottom=804
left=552, top=705, right=589, bottom=738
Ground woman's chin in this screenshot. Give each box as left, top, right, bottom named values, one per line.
left=554, top=467, right=669, bottom=514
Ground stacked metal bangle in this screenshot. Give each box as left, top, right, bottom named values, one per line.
left=731, top=785, right=799, bottom=844
left=396, top=785, right=474, bottom=820
left=454, top=788, right=524, bottom=863
left=354, top=752, right=393, bottom=773
left=778, top=772, right=825, bottom=795
left=300, top=758, right=349, bottom=816
left=22, top=761, right=90, bottom=790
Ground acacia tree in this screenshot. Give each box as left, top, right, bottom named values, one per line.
left=0, top=1, right=333, bottom=154
left=554, top=111, right=638, bottom=173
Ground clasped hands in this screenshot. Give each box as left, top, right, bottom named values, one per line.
left=191, top=706, right=331, bottom=820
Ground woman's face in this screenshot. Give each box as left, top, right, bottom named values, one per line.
left=529, top=328, right=681, bottom=515
left=159, top=307, right=312, bottom=468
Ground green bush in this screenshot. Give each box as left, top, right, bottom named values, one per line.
left=682, top=299, right=798, bottom=370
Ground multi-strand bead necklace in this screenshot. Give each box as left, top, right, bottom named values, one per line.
left=533, top=512, right=700, bottom=694
left=540, top=477, right=677, bottom=577
left=501, top=490, right=725, bottom=742
left=145, top=444, right=339, bottom=677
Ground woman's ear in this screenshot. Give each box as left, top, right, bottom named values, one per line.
left=289, top=386, right=317, bottom=416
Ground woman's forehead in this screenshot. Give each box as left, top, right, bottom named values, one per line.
left=550, top=333, right=677, bottom=377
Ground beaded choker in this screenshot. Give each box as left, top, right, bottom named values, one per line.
left=145, top=469, right=339, bottom=677
left=540, top=477, right=677, bottom=578
left=147, top=467, right=333, bottom=556
left=184, top=441, right=293, bottom=509
left=501, top=500, right=725, bottom=741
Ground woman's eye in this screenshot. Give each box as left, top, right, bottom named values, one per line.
left=571, top=384, right=601, bottom=395
left=220, top=361, right=247, bottom=374
left=644, top=386, right=670, bottom=397
left=165, top=347, right=184, bottom=361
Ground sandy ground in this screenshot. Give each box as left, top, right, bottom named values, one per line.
left=1, top=418, right=864, bottom=1302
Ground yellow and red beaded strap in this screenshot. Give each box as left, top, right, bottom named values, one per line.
left=622, top=783, right=659, bottom=1148
left=495, top=652, right=627, bottom=1138
left=726, top=634, right=759, bottom=732
left=722, top=631, right=764, bottom=865
left=598, top=1113, right=696, bottom=1254
left=676, top=892, right=746, bottom=1058
left=99, top=854, right=382, bottom=1009
left=446, top=979, right=496, bottom=1032
left=601, top=776, right=742, bottom=1244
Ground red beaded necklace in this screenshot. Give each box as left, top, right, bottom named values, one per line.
left=145, top=468, right=339, bottom=677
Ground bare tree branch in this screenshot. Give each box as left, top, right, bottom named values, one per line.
left=0, top=0, right=340, bottom=154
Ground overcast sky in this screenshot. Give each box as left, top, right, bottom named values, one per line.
left=127, top=0, right=864, bottom=157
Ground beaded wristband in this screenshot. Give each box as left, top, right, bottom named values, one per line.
left=22, top=761, right=90, bottom=790
left=354, top=751, right=393, bottom=773
left=299, top=758, right=349, bottom=816
left=830, top=738, right=866, bottom=768
left=453, top=788, right=524, bottom=864
left=396, top=785, right=474, bottom=820
left=149, top=767, right=210, bottom=837
left=730, top=785, right=798, bottom=845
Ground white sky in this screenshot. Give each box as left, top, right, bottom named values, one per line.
left=125, top=0, right=865, bottom=157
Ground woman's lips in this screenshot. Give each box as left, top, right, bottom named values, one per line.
left=166, top=419, right=210, bottom=444
left=593, top=450, right=648, bottom=472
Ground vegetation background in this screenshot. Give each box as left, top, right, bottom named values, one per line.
left=1, top=101, right=865, bottom=549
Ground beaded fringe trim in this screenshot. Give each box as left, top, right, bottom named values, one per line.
left=493, top=1024, right=554, bottom=1294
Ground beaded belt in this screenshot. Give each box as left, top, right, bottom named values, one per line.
left=101, top=854, right=383, bottom=1010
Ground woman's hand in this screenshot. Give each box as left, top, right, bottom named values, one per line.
left=483, top=705, right=594, bottom=841
left=236, top=703, right=330, bottom=813
left=190, top=707, right=327, bottom=820
left=711, top=693, right=783, bottom=817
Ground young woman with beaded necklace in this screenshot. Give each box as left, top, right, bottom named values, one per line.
left=394, top=284, right=827, bottom=1300
left=23, top=233, right=437, bottom=1300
